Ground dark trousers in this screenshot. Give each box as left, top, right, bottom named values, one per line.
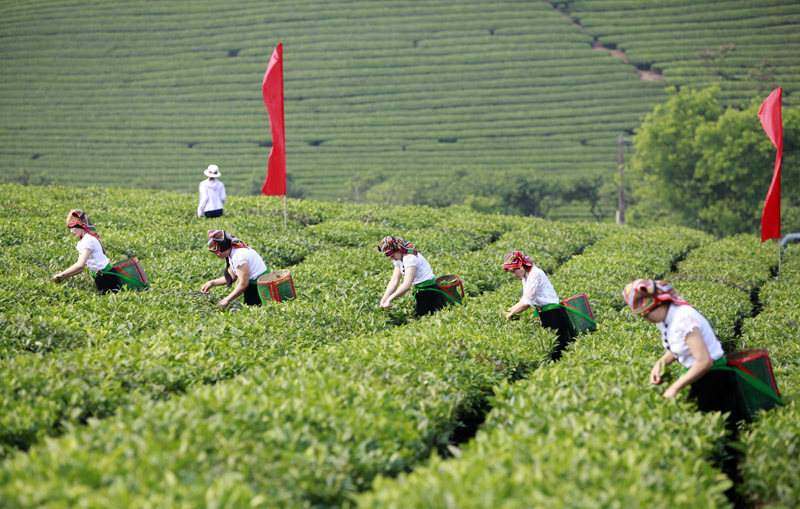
left=204, top=209, right=223, bottom=218
left=540, top=306, right=573, bottom=361
left=689, top=369, right=742, bottom=503
left=94, top=271, right=122, bottom=294
left=243, top=281, right=262, bottom=306
left=688, top=369, right=740, bottom=433
left=415, top=288, right=445, bottom=316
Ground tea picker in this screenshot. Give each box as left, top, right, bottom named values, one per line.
left=201, top=229, right=269, bottom=307
left=622, top=279, right=782, bottom=428
left=502, top=251, right=573, bottom=360
left=52, top=209, right=150, bottom=294
left=377, top=236, right=460, bottom=317
left=622, top=279, right=736, bottom=408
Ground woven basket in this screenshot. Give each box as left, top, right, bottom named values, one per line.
left=727, top=348, right=782, bottom=420
left=257, top=269, right=296, bottom=303
left=111, top=257, right=150, bottom=290
left=561, top=293, right=596, bottom=336
left=435, top=274, right=465, bottom=305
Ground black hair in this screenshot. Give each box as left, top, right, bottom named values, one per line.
left=222, top=262, right=234, bottom=287
left=217, top=237, right=234, bottom=287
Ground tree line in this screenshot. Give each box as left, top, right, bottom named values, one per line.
left=341, top=85, right=799, bottom=238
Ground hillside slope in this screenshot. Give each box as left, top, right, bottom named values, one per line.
left=1, top=0, right=798, bottom=208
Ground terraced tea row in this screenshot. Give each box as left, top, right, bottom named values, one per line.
left=570, top=0, right=800, bottom=106
left=360, top=234, right=788, bottom=507
left=0, top=0, right=669, bottom=209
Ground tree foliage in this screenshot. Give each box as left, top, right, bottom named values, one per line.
left=351, top=168, right=614, bottom=221
left=628, top=86, right=800, bottom=237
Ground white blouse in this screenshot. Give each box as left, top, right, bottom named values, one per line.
left=656, top=304, right=724, bottom=368
left=520, top=266, right=560, bottom=307
left=228, top=247, right=268, bottom=280
left=76, top=235, right=110, bottom=272
left=393, top=252, right=435, bottom=285
left=197, top=179, right=226, bottom=215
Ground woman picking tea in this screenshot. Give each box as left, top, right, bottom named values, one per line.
left=503, top=251, right=572, bottom=360
left=52, top=209, right=122, bottom=294
left=621, top=279, right=739, bottom=421
left=201, top=229, right=268, bottom=307
left=377, top=235, right=452, bottom=316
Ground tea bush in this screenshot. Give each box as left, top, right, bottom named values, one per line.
left=0, top=184, right=603, bottom=505
left=358, top=235, right=785, bottom=508
left=0, top=184, right=795, bottom=506
left=0, top=184, right=596, bottom=458
left=739, top=245, right=800, bottom=507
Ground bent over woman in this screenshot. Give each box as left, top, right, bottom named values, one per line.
left=52, top=209, right=122, bottom=294
left=622, top=279, right=739, bottom=423
left=503, top=251, right=572, bottom=360
left=201, top=230, right=268, bottom=307
left=377, top=235, right=447, bottom=316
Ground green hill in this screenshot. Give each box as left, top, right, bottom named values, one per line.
left=0, top=183, right=798, bottom=506
left=1, top=0, right=799, bottom=216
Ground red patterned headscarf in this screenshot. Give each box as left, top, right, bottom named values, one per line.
left=207, top=229, right=248, bottom=253
left=377, top=236, right=417, bottom=256
left=502, top=251, right=533, bottom=271
left=65, top=209, right=99, bottom=240
left=621, top=279, right=690, bottom=315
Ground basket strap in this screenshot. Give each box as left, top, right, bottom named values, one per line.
left=93, top=264, right=149, bottom=288
left=413, top=279, right=462, bottom=305
left=91, top=263, right=112, bottom=278
left=439, top=285, right=461, bottom=302
left=560, top=302, right=596, bottom=325
left=539, top=303, right=562, bottom=313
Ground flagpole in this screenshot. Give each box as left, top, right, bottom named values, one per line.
left=283, top=195, right=287, bottom=229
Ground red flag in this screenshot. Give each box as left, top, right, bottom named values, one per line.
left=262, top=43, right=286, bottom=196
left=758, top=87, right=783, bottom=242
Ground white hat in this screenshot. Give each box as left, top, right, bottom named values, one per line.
left=204, top=164, right=221, bottom=178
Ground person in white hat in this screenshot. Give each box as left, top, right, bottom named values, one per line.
left=197, top=164, right=227, bottom=218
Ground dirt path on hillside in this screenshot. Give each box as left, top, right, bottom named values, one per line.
left=553, top=3, right=665, bottom=83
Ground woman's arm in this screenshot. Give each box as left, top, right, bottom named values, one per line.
left=219, top=262, right=249, bottom=307
left=380, top=265, right=402, bottom=308
left=649, top=350, right=676, bottom=384
left=506, top=270, right=540, bottom=318
left=383, top=265, right=415, bottom=309
left=521, top=271, right=543, bottom=306
left=200, top=265, right=237, bottom=295
left=505, top=300, right=531, bottom=319
left=52, top=249, right=91, bottom=281
left=197, top=182, right=208, bottom=217
left=663, top=329, right=712, bottom=398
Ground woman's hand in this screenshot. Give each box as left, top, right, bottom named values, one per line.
left=218, top=297, right=230, bottom=307
left=200, top=280, right=215, bottom=294
left=649, top=360, right=663, bottom=384
left=505, top=301, right=530, bottom=320
left=662, top=386, right=679, bottom=399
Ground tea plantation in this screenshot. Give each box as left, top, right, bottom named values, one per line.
left=0, top=183, right=797, bottom=507
left=2, top=0, right=799, bottom=212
